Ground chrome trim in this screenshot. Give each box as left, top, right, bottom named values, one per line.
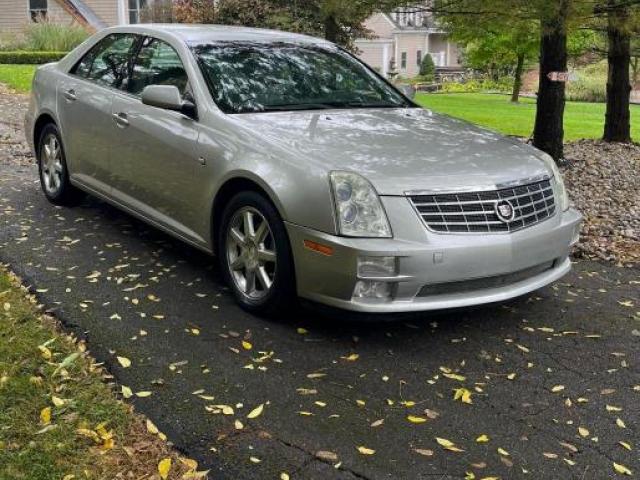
left=407, top=178, right=557, bottom=235
left=404, top=174, right=552, bottom=197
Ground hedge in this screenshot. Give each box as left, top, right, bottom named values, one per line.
left=0, top=51, right=67, bottom=64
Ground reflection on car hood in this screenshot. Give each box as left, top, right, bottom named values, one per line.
left=233, top=108, right=551, bottom=195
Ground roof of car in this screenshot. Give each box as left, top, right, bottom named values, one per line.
left=104, top=24, right=331, bottom=46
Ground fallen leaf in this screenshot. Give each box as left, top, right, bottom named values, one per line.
left=476, top=434, right=489, bottom=443
left=551, top=385, right=565, bottom=393
left=356, top=446, right=375, bottom=455
left=121, top=385, right=133, bottom=399
left=613, top=462, right=632, bottom=475
left=578, top=426, right=589, bottom=438
left=436, top=437, right=464, bottom=452
left=453, top=388, right=473, bottom=404
left=247, top=403, right=264, bottom=419
left=40, top=407, right=51, bottom=425
left=407, top=415, right=428, bottom=424
left=116, top=356, right=131, bottom=368
left=158, top=458, right=171, bottom=480
left=413, top=448, right=434, bottom=456
left=242, top=341, right=252, bottom=350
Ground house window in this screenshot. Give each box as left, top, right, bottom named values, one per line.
left=128, top=0, right=147, bottom=24
left=400, top=52, right=407, bottom=70
left=29, top=0, right=47, bottom=21
left=416, top=50, right=422, bottom=66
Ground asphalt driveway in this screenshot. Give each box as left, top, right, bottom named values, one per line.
left=1, top=93, right=639, bottom=479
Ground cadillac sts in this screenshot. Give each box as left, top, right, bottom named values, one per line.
left=25, top=25, right=582, bottom=316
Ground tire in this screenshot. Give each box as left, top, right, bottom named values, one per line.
left=37, top=123, right=83, bottom=206
left=218, top=191, right=296, bottom=316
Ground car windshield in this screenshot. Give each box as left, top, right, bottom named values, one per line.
left=191, top=41, right=412, bottom=114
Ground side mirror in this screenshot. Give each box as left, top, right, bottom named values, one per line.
left=398, top=84, right=416, bottom=100
left=141, top=85, right=197, bottom=119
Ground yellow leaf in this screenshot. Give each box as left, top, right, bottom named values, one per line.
left=507, top=373, right=516, bottom=380
left=135, top=391, right=152, bottom=398
left=413, top=448, right=433, bottom=456
left=497, top=447, right=510, bottom=456
left=146, top=419, right=159, bottom=434
left=247, top=403, right=264, bottom=419
left=38, top=345, right=52, bottom=360
left=436, top=437, right=464, bottom=452
left=619, top=441, right=632, bottom=451
left=476, top=434, right=489, bottom=443
left=356, top=399, right=366, bottom=407
left=578, top=426, right=589, bottom=437
left=297, top=327, right=308, bottom=334
left=235, top=420, right=244, bottom=430
left=121, top=385, right=133, bottom=398
left=607, top=405, right=622, bottom=412
left=443, top=373, right=466, bottom=382
left=551, top=385, right=565, bottom=393
left=453, top=388, right=473, bottom=404
left=116, top=356, right=131, bottom=368
left=356, top=446, right=375, bottom=455
left=158, top=458, right=172, bottom=480
left=341, top=353, right=359, bottom=361
left=465, top=472, right=476, bottom=480
left=242, top=341, right=252, bottom=350
left=40, top=407, right=51, bottom=425
left=370, top=419, right=384, bottom=427
left=249, top=456, right=261, bottom=463
left=407, top=415, right=428, bottom=424
left=280, top=474, right=290, bottom=480
left=179, top=458, right=198, bottom=471
left=616, top=418, right=626, bottom=429
left=51, top=396, right=65, bottom=407
left=613, top=462, right=632, bottom=475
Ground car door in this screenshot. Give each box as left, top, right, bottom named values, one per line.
left=109, top=36, right=206, bottom=245
left=57, top=33, right=139, bottom=195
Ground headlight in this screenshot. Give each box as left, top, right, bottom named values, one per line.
left=540, top=154, right=570, bottom=211
left=330, top=171, right=392, bottom=237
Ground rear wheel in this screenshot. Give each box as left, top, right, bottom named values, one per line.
left=218, top=191, right=296, bottom=316
left=37, top=124, right=83, bottom=206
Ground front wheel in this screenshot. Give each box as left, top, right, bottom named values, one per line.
left=218, top=191, right=296, bottom=316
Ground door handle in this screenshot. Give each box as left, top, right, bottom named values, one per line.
left=63, top=89, right=76, bottom=101
left=112, top=112, right=129, bottom=128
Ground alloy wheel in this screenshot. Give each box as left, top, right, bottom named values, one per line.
left=40, top=133, right=63, bottom=195
left=226, top=206, right=277, bottom=300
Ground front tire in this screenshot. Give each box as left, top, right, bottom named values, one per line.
left=218, top=191, right=296, bottom=316
left=37, top=123, right=83, bottom=206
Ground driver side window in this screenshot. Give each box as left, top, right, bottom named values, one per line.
left=73, top=34, right=138, bottom=90
left=127, top=37, right=190, bottom=97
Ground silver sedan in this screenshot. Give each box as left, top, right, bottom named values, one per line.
left=25, top=24, right=582, bottom=316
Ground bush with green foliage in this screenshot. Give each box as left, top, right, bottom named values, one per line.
left=440, top=78, right=513, bottom=94
left=0, top=21, right=88, bottom=53
left=566, top=61, right=607, bottom=103
left=419, top=53, right=435, bottom=79
left=0, top=51, right=67, bottom=64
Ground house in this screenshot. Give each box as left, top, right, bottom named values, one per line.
left=0, top=0, right=149, bottom=33
left=355, top=8, right=462, bottom=78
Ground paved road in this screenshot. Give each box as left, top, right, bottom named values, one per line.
left=1, top=153, right=639, bottom=478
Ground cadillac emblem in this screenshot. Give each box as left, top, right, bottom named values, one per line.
left=495, top=200, right=516, bottom=223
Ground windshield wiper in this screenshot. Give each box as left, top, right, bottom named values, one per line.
left=259, top=103, right=337, bottom=112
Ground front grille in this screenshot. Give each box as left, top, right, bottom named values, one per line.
left=409, top=179, right=556, bottom=233
left=417, top=261, right=556, bottom=297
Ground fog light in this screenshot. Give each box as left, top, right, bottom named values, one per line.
left=353, top=280, right=393, bottom=300
left=357, top=256, right=397, bottom=277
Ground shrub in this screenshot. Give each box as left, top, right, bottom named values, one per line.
left=419, top=53, right=435, bottom=78
left=0, top=51, right=67, bottom=64
left=566, top=62, right=607, bottom=103
left=22, top=21, right=88, bottom=52
left=440, top=78, right=512, bottom=94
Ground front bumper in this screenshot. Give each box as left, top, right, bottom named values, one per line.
left=286, top=198, right=582, bottom=313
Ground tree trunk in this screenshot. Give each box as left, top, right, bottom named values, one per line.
left=511, top=52, right=525, bottom=103
left=603, top=1, right=632, bottom=143
left=324, top=15, right=340, bottom=43
left=533, top=0, right=569, bottom=162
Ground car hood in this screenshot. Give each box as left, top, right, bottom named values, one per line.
left=233, top=108, right=551, bottom=195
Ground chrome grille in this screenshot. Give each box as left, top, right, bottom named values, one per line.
left=409, top=179, right=556, bottom=233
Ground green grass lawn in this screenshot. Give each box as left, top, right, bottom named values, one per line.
left=0, top=64, right=37, bottom=92
left=415, top=92, right=640, bottom=141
